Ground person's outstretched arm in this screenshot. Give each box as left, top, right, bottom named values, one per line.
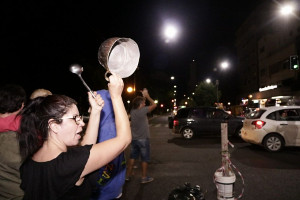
left=142, top=88, right=157, bottom=112
left=80, top=92, right=104, bottom=145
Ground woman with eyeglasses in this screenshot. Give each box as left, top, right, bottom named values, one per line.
left=18, top=73, right=131, bottom=200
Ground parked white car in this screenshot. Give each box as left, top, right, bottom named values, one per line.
left=241, top=106, right=300, bottom=152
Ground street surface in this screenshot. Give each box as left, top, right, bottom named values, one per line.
left=121, top=114, right=300, bottom=200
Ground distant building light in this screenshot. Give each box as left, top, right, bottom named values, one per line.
left=271, top=96, right=291, bottom=99
left=241, top=99, right=248, bottom=105
left=259, top=85, right=277, bottom=92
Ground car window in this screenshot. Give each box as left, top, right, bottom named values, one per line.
left=245, top=109, right=266, bottom=119
left=280, top=109, right=300, bottom=121
left=278, top=110, right=288, bottom=121
left=266, top=111, right=276, bottom=120
left=176, top=108, right=190, bottom=118
left=273, top=109, right=300, bottom=121
left=190, top=108, right=205, bottom=118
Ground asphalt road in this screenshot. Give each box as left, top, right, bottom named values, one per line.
left=120, top=114, right=300, bottom=200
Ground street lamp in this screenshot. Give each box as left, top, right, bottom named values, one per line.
left=216, top=80, right=219, bottom=104
left=163, top=22, right=180, bottom=43
left=220, top=61, right=229, bottom=70
left=216, top=61, right=230, bottom=105
left=127, top=86, right=134, bottom=93
left=279, top=3, right=295, bottom=16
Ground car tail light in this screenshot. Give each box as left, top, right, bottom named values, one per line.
left=173, top=119, right=179, bottom=127
left=251, top=120, right=266, bottom=129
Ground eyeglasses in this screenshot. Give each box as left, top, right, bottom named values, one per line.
left=60, top=115, right=83, bottom=125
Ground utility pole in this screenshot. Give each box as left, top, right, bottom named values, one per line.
left=216, top=80, right=219, bottom=104
left=221, top=123, right=230, bottom=176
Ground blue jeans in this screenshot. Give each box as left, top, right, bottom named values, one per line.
left=130, top=139, right=150, bottom=162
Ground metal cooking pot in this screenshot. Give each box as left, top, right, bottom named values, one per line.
left=98, top=37, right=140, bottom=81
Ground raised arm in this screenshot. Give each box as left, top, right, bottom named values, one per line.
left=81, top=73, right=131, bottom=177
left=80, top=92, right=104, bottom=145
left=142, top=88, right=157, bottom=112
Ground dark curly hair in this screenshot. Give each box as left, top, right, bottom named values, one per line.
left=0, top=84, right=26, bottom=114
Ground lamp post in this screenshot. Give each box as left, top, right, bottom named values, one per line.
left=216, top=80, right=219, bottom=104
left=216, top=60, right=230, bottom=106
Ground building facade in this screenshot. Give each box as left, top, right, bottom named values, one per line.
left=235, top=0, right=300, bottom=107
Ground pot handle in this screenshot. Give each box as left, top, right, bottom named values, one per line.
left=104, top=70, right=112, bottom=81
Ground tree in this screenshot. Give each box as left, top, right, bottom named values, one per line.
left=193, top=81, right=221, bottom=106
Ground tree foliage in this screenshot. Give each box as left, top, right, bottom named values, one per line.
left=193, top=82, right=221, bottom=106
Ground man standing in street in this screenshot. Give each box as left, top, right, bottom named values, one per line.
left=126, top=88, right=157, bottom=184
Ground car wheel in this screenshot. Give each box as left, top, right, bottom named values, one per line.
left=263, top=134, right=284, bottom=152
left=181, top=127, right=194, bottom=139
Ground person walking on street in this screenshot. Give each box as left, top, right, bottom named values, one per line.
left=126, top=88, right=157, bottom=184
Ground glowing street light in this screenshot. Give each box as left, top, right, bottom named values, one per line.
left=280, top=4, right=295, bottom=16
left=163, top=23, right=179, bottom=43
left=220, top=61, right=229, bottom=70
left=127, top=86, right=134, bottom=93
left=170, top=76, right=175, bottom=80
left=206, top=78, right=211, bottom=84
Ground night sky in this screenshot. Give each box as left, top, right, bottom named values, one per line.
left=1, top=0, right=262, bottom=109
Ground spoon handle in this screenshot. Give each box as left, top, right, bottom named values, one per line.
left=78, top=75, right=96, bottom=98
